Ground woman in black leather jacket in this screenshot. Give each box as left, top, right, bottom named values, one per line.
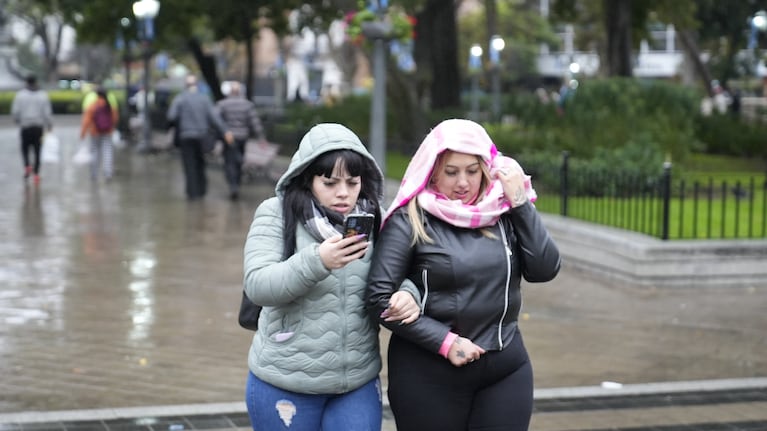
left=366, top=119, right=561, bottom=431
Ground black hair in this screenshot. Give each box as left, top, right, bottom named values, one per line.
left=96, top=89, right=112, bottom=114
left=25, top=75, right=37, bottom=87
left=281, top=149, right=382, bottom=259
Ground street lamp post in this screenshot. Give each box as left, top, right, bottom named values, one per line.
left=117, top=17, right=132, bottom=131
left=749, top=10, right=767, bottom=95
left=361, top=0, right=390, bottom=175
left=132, top=0, right=160, bottom=153
left=469, top=44, right=483, bottom=121
left=489, top=34, right=504, bottom=121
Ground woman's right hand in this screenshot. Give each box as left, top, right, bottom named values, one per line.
left=496, top=165, right=529, bottom=208
left=318, top=234, right=369, bottom=270
left=447, top=336, right=486, bottom=367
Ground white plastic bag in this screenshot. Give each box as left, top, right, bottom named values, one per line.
left=41, top=133, right=60, bottom=163
left=72, top=141, right=92, bottom=165
left=112, top=129, right=125, bottom=149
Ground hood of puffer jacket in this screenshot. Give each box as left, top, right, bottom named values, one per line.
left=274, top=123, right=384, bottom=201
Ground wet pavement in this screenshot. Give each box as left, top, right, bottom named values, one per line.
left=1, top=115, right=767, bottom=430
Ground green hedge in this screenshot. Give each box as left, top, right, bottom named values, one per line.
left=501, top=78, right=700, bottom=160
left=694, top=113, right=767, bottom=159
left=0, top=90, right=126, bottom=115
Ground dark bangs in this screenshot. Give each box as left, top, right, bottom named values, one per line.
left=305, top=150, right=368, bottom=179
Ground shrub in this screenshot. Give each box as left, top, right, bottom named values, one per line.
left=694, top=113, right=767, bottom=159
left=504, top=79, right=698, bottom=152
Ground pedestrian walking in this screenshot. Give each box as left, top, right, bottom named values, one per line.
left=11, top=74, right=53, bottom=185
left=167, top=75, right=233, bottom=200
left=215, top=81, right=265, bottom=200
left=80, top=89, right=119, bottom=181
left=366, top=119, right=562, bottom=431
left=242, top=123, right=420, bottom=430
left=82, top=83, right=119, bottom=112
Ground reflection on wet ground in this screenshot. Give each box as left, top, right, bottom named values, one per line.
left=0, top=116, right=274, bottom=413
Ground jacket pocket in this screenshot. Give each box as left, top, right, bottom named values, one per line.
left=265, top=306, right=305, bottom=344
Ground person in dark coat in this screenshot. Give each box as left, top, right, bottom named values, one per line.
left=216, top=82, right=265, bottom=200
left=167, top=75, right=233, bottom=200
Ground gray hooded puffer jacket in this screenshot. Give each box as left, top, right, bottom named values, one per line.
left=243, top=123, right=384, bottom=394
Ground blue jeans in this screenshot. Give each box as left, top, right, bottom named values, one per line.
left=245, top=371, right=382, bottom=431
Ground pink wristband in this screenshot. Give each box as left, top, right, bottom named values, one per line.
left=438, top=332, right=459, bottom=358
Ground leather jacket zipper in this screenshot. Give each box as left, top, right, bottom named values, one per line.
left=498, top=222, right=512, bottom=350
left=420, top=268, right=429, bottom=314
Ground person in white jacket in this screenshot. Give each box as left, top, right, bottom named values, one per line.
left=11, top=74, right=52, bottom=185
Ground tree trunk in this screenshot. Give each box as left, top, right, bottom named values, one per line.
left=677, top=29, right=715, bottom=97
left=484, top=0, right=498, bottom=88
left=387, top=62, right=427, bottom=154
left=46, top=21, right=63, bottom=82
left=604, top=0, right=633, bottom=77
left=188, top=37, right=224, bottom=101
left=244, top=27, right=255, bottom=101
left=485, top=0, right=497, bottom=49
left=415, top=0, right=461, bottom=109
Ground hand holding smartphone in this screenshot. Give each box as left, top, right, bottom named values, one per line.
left=344, top=213, right=375, bottom=239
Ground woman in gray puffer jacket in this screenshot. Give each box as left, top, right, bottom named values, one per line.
left=242, top=123, right=419, bottom=430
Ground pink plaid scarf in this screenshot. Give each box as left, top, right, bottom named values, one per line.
left=383, top=119, right=536, bottom=229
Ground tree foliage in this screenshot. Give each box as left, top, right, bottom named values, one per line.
left=459, top=0, right=557, bottom=85
left=69, top=0, right=345, bottom=99
left=4, top=0, right=83, bottom=81
left=681, top=0, right=767, bottom=91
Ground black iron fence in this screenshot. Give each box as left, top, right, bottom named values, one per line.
left=531, top=153, right=767, bottom=240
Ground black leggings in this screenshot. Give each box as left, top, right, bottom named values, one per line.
left=20, top=126, right=44, bottom=174
left=387, top=331, right=533, bottom=431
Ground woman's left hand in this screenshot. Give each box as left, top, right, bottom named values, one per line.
left=380, top=291, right=421, bottom=325
left=496, top=165, right=529, bottom=208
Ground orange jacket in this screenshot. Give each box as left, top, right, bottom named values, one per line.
left=80, top=98, right=119, bottom=139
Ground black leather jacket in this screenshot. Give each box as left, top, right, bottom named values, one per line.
left=366, top=202, right=561, bottom=353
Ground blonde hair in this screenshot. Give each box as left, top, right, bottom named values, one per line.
left=406, top=152, right=496, bottom=245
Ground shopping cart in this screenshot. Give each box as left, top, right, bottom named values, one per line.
left=242, top=140, right=281, bottom=184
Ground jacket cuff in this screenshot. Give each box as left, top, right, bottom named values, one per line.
left=438, top=332, right=458, bottom=358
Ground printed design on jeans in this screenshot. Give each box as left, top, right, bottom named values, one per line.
left=275, top=399, right=297, bottom=426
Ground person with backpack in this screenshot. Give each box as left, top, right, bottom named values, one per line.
left=80, top=89, right=119, bottom=181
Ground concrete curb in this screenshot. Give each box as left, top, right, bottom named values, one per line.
left=2, top=377, right=766, bottom=425
left=534, top=376, right=767, bottom=399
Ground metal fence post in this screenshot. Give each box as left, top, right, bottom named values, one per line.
left=561, top=151, right=569, bottom=216
left=661, top=161, right=672, bottom=240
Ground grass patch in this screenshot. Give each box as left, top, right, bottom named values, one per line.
left=535, top=192, right=767, bottom=240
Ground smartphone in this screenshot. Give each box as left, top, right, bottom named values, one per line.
left=344, top=214, right=375, bottom=239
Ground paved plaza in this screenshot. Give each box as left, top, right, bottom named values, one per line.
left=0, top=115, right=766, bottom=430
